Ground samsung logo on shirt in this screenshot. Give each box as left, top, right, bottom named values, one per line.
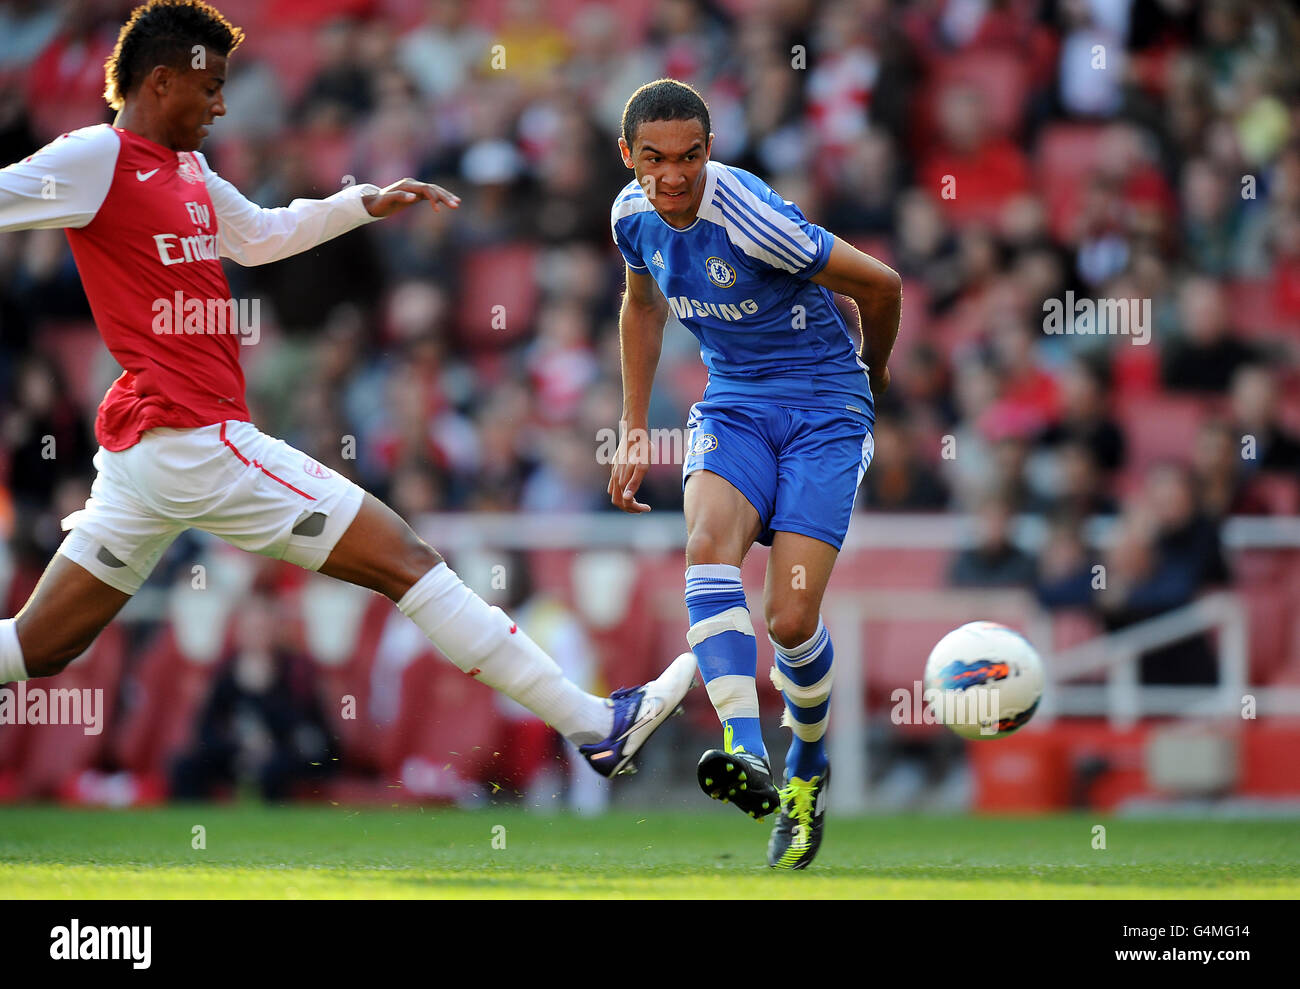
left=668, top=296, right=760, bottom=322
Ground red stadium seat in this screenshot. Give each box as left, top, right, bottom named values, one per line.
left=1116, top=394, right=1219, bottom=466
left=1035, top=124, right=1106, bottom=242
left=455, top=243, right=540, bottom=350
left=111, top=626, right=224, bottom=780
left=236, top=26, right=322, bottom=106
left=1242, top=584, right=1293, bottom=685
left=401, top=653, right=502, bottom=781
left=305, top=589, right=394, bottom=772
left=6, top=624, right=125, bottom=799
left=37, top=321, right=104, bottom=415
left=863, top=618, right=957, bottom=706
left=1225, top=278, right=1293, bottom=338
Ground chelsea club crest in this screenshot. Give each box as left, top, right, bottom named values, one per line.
left=705, top=257, right=736, bottom=288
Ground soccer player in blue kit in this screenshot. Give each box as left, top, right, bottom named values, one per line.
left=608, top=79, right=902, bottom=869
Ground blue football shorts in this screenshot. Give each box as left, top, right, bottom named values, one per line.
left=681, top=400, right=875, bottom=550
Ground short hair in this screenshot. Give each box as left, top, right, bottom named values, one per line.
left=621, top=78, right=711, bottom=150
left=104, top=0, right=243, bottom=110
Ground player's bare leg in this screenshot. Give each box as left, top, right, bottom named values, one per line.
left=320, top=492, right=695, bottom=776
left=2, top=556, right=132, bottom=680
left=683, top=469, right=779, bottom=817
left=763, top=529, right=840, bottom=869
left=683, top=469, right=762, bottom=570
left=318, top=491, right=444, bottom=599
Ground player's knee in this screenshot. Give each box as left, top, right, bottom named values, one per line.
left=387, top=537, right=442, bottom=600
left=685, top=528, right=738, bottom=567
left=767, top=610, right=819, bottom=650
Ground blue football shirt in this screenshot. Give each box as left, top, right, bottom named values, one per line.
left=611, top=160, right=872, bottom=416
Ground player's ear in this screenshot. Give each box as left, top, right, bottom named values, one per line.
left=146, top=63, right=174, bottom=97
left=705, top=133, right=714, bottom=157
left=618, top=136, right=634, bottom=169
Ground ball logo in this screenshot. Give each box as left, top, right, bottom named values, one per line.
left=705, top=257, right=736, bottom=288
left=303, top=459, right=333, bottom=479
left=176, top=152, right=204, bottom=184
left=691, top=432, right=718, bottom=455
left=935, top=658, right=1010, bottom=691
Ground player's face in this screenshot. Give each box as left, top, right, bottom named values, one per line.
left=162, top=55, right=227, bottom=151
left=620, top=119, right=713, bottom=229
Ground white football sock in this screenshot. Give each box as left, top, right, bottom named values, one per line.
left=396, top=563, right=613, bottom=744
left=0, top=619, right=28, bottom=683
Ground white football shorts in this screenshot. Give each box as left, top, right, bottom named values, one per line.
left=58, top=420, right=366, bottom=595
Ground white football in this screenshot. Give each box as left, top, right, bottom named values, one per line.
left=923, top=621, right=1044, bottom=740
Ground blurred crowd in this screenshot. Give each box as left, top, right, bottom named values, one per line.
left=3, top=0, right=1300, bottom=689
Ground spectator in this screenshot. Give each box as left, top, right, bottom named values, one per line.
left=1045, top=440, right=1120, bottom=518
left=920, top=82, right=1031, bottom=229
left=171, top=592, right=338, bottom=802
left=948, top=495, right=1036, bottom=588
left=1193, top=419, right=1272, bottom=517
left=1230, top=363, right=1300, bottom=475
left=1096, top=463, right=1230, bottom=684
left=858, top=415, right=949, bottom=511
left=1161, top=276, right=1260, bottom=392
left=2, top=354, right=94, bottom=513
left=1036, top=357, right=1126, bottom=474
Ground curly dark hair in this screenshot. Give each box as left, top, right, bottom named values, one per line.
left=621, top=78, right=711, bottom=150
left=103, top=0, right=243, bottom=110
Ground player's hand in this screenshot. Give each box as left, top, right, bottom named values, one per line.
left=362, top=178, right=461, bottom=218
left=869, top=364, right=891, bottom=396
left=608, top=423, right=652, bottom=514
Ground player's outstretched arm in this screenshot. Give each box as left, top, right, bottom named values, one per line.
left=609, top=264, right=669, bottom=514
left=202, top=157, right=459, bottom=266
left=811, top=236, right=902, bottom=396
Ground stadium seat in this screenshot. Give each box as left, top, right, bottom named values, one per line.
left=863, top=618, right=960, bottom=705
left=1116, top=394, right=1219, bottom=466
left=37, top=321, right=104, bottom=415
left=401, top=653, right=502, bottom=782
left=304, top=587, right=394, bottom=772
left=235, top=26, right=321, bottom=106
left=111, top=625, right=225, bottom=781
left=839, top=548, right=951, bottom=589
left=1242, top=583, right=1292, bottom=685
left=1225, top=278, right=1291, bottom=338
left=7, top=624, right=124, bottom=799
left=925, top=51, right=1030, bottom=140
left=1035, top=124, right=1106, bottom=242
left=455, top=243, right=540, bottom=350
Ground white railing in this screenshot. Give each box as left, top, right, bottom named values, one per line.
left=820, top=588, right=1261, bottom=812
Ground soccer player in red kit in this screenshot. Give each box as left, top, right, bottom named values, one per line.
left=0, top=0, right=695, bottom=779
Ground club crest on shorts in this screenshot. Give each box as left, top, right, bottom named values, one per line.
left=303, top=458, right=332, bottom=479
left=705, top=257, right=736, bottom=288
left=691, top=432, right=718, bottom=455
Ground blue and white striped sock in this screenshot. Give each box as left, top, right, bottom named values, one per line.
left=685, top=564, right=766, bottom=758
left=769, top=618, right=832, bottom=779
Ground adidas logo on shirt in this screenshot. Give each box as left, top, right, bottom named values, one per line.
left=651, top=250, right=665, bottom=269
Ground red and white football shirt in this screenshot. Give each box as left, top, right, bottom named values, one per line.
left=0, top=124, right=381, bottom=450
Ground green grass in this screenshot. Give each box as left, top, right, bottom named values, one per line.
left=1, top=805, right=1297, bottom=899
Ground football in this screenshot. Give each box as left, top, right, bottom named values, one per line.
left=923, top=621, right=1045, bottom=740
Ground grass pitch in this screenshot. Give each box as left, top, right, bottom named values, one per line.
left=1, top=805, right=1296, bottom=899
